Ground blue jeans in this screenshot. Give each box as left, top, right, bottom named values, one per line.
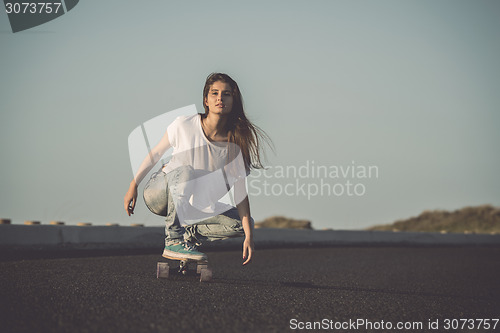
left=146, top=166, right=250, bottom=247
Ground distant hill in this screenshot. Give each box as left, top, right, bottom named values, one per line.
left=367, top=204, right=500, bottom=234
left=255, top=216, right=312, bottom=229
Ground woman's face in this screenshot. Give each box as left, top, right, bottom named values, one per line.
left=204, top=81, right=233, bottom=115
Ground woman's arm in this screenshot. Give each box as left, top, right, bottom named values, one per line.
left=235, top=178, right=254, bottom=265
left=124, top=130, right=171, bottom=216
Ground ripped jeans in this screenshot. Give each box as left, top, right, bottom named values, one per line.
left=144, top=165, right=251, bottom=247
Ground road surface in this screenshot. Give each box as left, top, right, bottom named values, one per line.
left=1, top=246, right=499, bottom=332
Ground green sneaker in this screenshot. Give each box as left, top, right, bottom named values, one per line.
left=162, top=242, right=207, bottom=261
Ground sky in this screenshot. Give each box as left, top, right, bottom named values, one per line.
left=1, top=0, right=499, bottom=230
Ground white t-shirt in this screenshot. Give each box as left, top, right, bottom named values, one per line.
left=161, top=114, right=248, bottom=219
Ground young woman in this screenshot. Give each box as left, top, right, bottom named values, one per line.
left=124, top=73, right=271, bottom=265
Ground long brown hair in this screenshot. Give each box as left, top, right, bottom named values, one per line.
left=202, top=73, right=273, bottom=172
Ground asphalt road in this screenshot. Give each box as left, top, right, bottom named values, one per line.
left=1, top=246, right=499, bottom=333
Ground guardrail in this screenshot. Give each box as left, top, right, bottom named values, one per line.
left=1, top=223, right=499, bottom=250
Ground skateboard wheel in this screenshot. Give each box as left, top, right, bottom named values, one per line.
left=199, top=268, right=212, bottom=282
left=196, top=263, right=208, bottom=274
left=157, top=262, right=169, bottom=279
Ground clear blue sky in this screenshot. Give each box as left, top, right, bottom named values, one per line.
left=1, top=0, right=499, bottom=230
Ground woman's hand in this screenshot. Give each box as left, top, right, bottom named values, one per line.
left=124, top=183, right=138, bottom=216
left=242, top=237, right=254, bottom=265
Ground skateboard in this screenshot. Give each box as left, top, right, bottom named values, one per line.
left=157, top=257, right=213, bottom=282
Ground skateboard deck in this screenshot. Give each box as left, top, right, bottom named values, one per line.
left=157, top=257, right=213, bottom=282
